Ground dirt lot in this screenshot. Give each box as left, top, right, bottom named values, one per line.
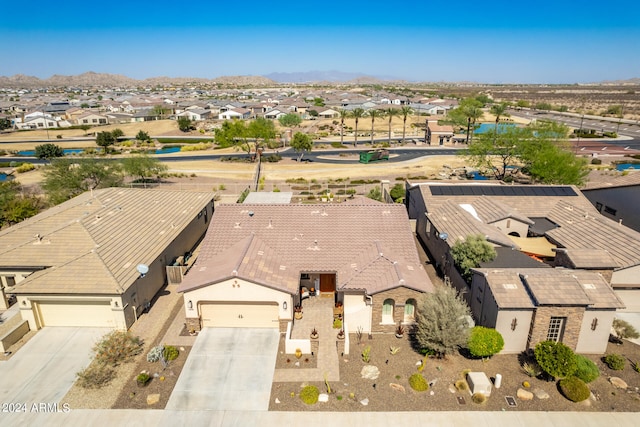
left=269, top=334, right=640, bottom=412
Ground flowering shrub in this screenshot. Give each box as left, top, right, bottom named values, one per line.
left=93, top=331, right=143, bottom=367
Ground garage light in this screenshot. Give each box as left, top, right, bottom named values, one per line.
left=283, top=301, right=287, bottom=310
left=187, top=300, right=193, bottom=310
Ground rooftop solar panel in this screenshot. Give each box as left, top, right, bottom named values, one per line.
left=429, top=185, right=577, bottom=197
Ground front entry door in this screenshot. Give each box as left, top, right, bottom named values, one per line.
left=319, top=274, right=336, bottom=293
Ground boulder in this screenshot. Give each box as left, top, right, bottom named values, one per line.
left=361, top=365, right=380, bottom=380
left=360, top=398, right=369, bottom=406
left=609, top=377, right=628, bottom=389
left=318, top=394, right=329, bottom=403
left=517, top=388, right=534, bottom=401
left=448, top=384, right=457, bottom=394
left=532, top=388, right=550, bottom=399
left=146, top=394, right=160, bottom=405
left=275, top=398, right=280, bottom=404
left=389, top=383, right=406, bottom=393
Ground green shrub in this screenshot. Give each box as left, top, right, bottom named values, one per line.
left=76, top=364, right=115, bottom=389
left=93, top=331, right=143, bottom=367
left=603, top=354, right=625, bottom=371
left=591, top=158, right=602, bottom=165
left=467, top=326, right=504, bottom=358
left=331, top=141, right=347, bottom=148
left=534, top=340, right=577, bottom=379
left=455, top=379, right=468, bottom=391
left=409, top=373, right=429, bottom=392
left=633, top=361, right=640, bottom=373
left=333, top=318, right=342, bottom=329
left=163, top=345, right=179, bottom=361
left=300, top=385, right=320, bottom=404
left=471, top=392, right=487, bottom=404
left=574, top=355, right=600, bottom=383
left=180, top=143, right=211, bottom=151
left=361, top=345, right=371, bottom=363
left=136, top=372, right=151, bottom=386
left=558, top=376, right=590, bottom=402
left=15, top=163, right=35, bottom=173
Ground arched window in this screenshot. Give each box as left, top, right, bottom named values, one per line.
left=382, top=299, right=395, bottom=324
left=404, top=299, right=417, bottom=323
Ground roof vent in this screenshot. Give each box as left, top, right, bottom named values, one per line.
left=279, top=265, right=286, bottom=271
left=248, top=211, right=254, bottom=217
left=267, top=219, right=273, bottom=229
left=257, top=250, right=264, bottom=256
left=232, top=269, right=238, bottom=276
left=234, top=222, right=241, bottom=228
left=582, top=283, right=596, bottom=290
left=503, top=283, right=518, bottom=290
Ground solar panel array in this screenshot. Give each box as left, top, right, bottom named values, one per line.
left=429, top=186, right=577, bottom=197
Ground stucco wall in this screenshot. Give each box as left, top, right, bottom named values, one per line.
left=490, top=218, right=529, bottom=238
left=343, top=292, right=371, bottom=334
left=371, top=287, right=423, bottom=333
left=576, top=309, right=616, bottom=354
left=612, top=265, right=640, bottom=287
left=495, top=310, right=534, bottom=353
left=182, top=278, right=293, bottom=331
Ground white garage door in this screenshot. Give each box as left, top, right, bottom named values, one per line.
left=36, top=300, right=115, bottom=327
left=201, top=302, right=279, bottom=328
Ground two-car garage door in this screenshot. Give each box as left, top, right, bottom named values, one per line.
left=200, top=301, right=279, bottom=328
left=35, top=300, right=115, bottom=327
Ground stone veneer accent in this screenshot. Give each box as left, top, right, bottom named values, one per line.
left=371, top=287, right=424, bottom=333
left=528, top=306, right=585, bottom=351
left=186, top=316, right=201, bottom=332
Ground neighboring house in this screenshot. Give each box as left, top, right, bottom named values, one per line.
left=0, top=188, right=215, bottom=330
left=581, top=172, right=640, bottom=233
left=218, top=108, right=251, bottom=120
left=425, top=120, right=454, bottom=145
left=16, top=115, right=58, bottom=130
left=316, top=108, right=340, bottom=119
left=176, top=108, right=211, bottom=121
left=264, top=108, right=288, bottom=120
left=406, top=182, right=639, bottom=353
left=75, top=112, right=109, bottom=125
left=178, top=203, right=433, bottom=335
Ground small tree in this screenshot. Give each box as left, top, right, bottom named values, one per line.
left=96, top=131, right=116, bottom=153
left=366, top=186, right=382, bottom=201
left=111, top=128, right=124, bottom=140
left=612, top=318, right=640, bottom=341
left=121, top=154, right=167, bottom=182
left=34, top=143, right=64, bottom=160
left=136, top=130, right=151, bottom=142
left=178, top=117, right=193, bottom=132
left=389, top=183, right=405, bottom=202
left=414, top=286, right=472, bottom=357
left=290, top=132, right=313, bottom=161
left=534, top=340, right=577, bottom=380
left=278, top=113, right=302, bottom=128
left=467, top=326, right=504, bottom=358
left=450, top=234, right=497, bottom=282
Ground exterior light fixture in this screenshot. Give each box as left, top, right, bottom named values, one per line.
left=511, top=318, right=518, bottom=331
left=283, top=301, right=287, bottom=310
left=591, top=318, right=598, bottom=331
left=187, top=300, right=193, bottom=310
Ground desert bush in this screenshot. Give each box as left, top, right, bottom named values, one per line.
left=603, top=353, right=625, bottom=371
left=333, top=318, right=342, bottom=329
left=534, top=340, right=577, bottom=379
left=180, top=143, right=211, bottom=151
left=300, top=385, right=320, bottom=404
left=471, top=392, right=487, bottom=404
left=574, top=355, right=600, bottom=383
left=361, top=345, right=371, bottom=363
left=93, top=331, right=143, bottom=367
left=558, top=376, right=590, bottom=402
left=136, top=372, right=151, bottom=386
left=521, top=360, right=543, bottom=378
left=455, top=379, right=468, bottom=391
left=331, top=141, right=347, bottom=148
left=591, top=158, right=602, bottom=165
left=76, top=364, right=115, bottom=389
left=163, top=345, right=179, bottom=361
left=467, top=326, right=504, bottom=358
left=409, top=373, right=429, bottom=392
left=633, top=362, right=640, bottom=373
left=612, top=319, right=640, bottom=340
left=147, top=345, right=164, bottom=362
left=15, top=163, right=35, bottom=173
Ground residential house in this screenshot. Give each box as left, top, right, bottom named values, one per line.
left=0, top=188, right=215, bottom=330
left=178, top=203, right=433, bottom=337
left=218, top=108, right=251, bottom=120
left=406, top=182, right=639, bottom=353
left=75, top=112, right=109, bottom=126
left=264, top=108, right=288, bottom=120
left=176, top=108, right=211, bottom=121
left=581, top=172, right=640, bottom=233
left=425, top=120, right=454, bottom=145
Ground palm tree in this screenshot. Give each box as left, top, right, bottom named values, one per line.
left=385, top=107, right=400, bottom=144
left=463, top=104, right=484, bottom=144
left=338, top=109, right=349, bottom=146
left=351, top=108, right=365, bottom=147
left=368, top=109, right=384, bottom=144
left=400, top=106, right=413, bottom=144
left=490, top=102, right=509, bottom=144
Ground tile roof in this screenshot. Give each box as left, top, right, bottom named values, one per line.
left=179, top=203, right=433, bottom=295
left=1, top=188, right=215, bottom=295
left=583, top=171, right=640, bottom=190
left=476, top=268, right=624, bottom=309
left=554, top=248, right=618, bottom=269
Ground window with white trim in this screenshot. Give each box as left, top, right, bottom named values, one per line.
left=547, top=317, right=566, bottom=342
left=382, top=299, right=394, bottom=324
left=404, top=299, right=416, bottom=323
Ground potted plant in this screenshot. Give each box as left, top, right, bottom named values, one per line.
left=395, top=324, right=405, bottom=339
left=337, top=329, right=345, bottom=340
left=310, top=327, right=319, bottom=339
left=294, top=305, right=303, bottom=320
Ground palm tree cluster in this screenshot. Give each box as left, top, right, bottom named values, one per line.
left=337, top=105, right=415, bottom=147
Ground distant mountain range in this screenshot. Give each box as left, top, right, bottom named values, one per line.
left=0, top=71, right=638, bottom=88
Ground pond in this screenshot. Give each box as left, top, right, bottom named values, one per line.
left=474, top=123, right=517, bottom=134
left=616, top=163, right=640, bottom=171
left=0, top=173, right=7, bottom=182
left=17, top=149, right=86, bottom=156
left=155, top=146, right=181, bottom=154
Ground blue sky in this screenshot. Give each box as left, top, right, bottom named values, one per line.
left=2, top=0, right=639, bottom=83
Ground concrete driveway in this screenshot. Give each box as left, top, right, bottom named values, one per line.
left=166, top=327, right=279, bottom=411
left=0, top=327, right=109, bottom=404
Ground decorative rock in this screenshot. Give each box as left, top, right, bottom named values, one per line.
left=579, top=397, right=591, bottom=407
left=429, top=378, right=438, bottom=387
left=153, top=373, right=160, bottom=378
left=360, top=398, right=369, bottom=406
left=146, top=394, right=160, bottom=405
left=430, top=390, right=435, bottom=396
left=532, top=388, right=550, bottom=399
left=361, top=365, right=380, bottom=380
left=416, top=361, right=422, bottom=366
left=180, top=347, right=185, bottom=352
left=448, top=384, right=457, bottom=393
left=517, top=388, right=534, bottom=401
left=318, top=394, right=329, bottom=403
left=609, top=377, right=628, bottom=389
left=275, top=398, right=280, bottom=404
left=294, top=361, right=300, bottom=367
left=389, top=383, right=406, bottom=393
